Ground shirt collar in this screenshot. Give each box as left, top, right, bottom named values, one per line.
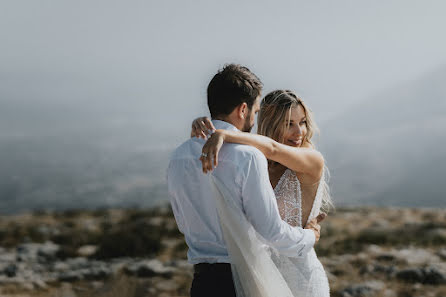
left=212, top=120, right=240, bottom=132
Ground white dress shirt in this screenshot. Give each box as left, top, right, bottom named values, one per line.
left=167, top=120, right=315, bottom=264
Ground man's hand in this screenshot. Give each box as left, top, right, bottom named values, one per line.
left=304, top=212, right=326, bottom=243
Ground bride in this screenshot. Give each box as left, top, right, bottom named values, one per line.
left=191, top=90, right=333, bottom=297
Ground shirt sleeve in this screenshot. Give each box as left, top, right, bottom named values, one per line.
left=167, top=160, right=187, bottom=234
left=241, top=150, right=315, bottom=258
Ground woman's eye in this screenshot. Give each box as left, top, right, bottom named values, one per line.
left=300, top=121, right=307, bottom=126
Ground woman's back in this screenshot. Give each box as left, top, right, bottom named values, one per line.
left=273, top=167, right=322, bottom=228
left=273, top=167, right=330, bottom=297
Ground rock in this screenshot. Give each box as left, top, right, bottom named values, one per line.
left=396, top=266, right=446, bottom=285
left=0, top=251, right=15, bottom=262
left=4, top=263, right=17, bottom=277
left=125, top=259, right=176, bottom=277
left=437, top=248, right=446, bottom=260
left=53, top=261, right=70, bottom=272
left=366, top=245, right=384, bottom=255
left=58, top=270, right=83, bottom=282
left=149, top=217, right=164, bottom=226
left=21, top=281, right=35, bottom=290
left=382, top=289, right=397, bottom=297
left=82, top=266, right=112, bottom=280
left=37, top=241, right=60, bottom=261
left=16, top=241, right=60, bottom=263
left=66, top=257, right=89, bottom=270
left=396, top=268, right=424, bottom=283
left=155, top=279, right=181, bottom=291
left=90, top=281, right=104, bottom=289
left=32, top=278, right=48, bottom=289
left=340, top=281, right=385, bottom=297
left=376, top=254, right=396, bottom=262
left=360, top=264, right=396, bottom=276
left=16, top=243, right=39, bottom=262
left=77, top=245, right=98, bottom=257
left=392, top=248, right=439, bottom=265
left=36, top=225, right=60, bottom=237
left=57, top=283, right=78, bottom=297
left=423, top=266, right=446, bottom=285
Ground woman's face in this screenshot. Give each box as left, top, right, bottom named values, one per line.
left=282, top=104, right=307, bottom=147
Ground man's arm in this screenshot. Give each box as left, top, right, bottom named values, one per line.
left=241, top=149, right=318, bottom=258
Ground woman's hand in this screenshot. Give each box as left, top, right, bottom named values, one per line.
left=200, top=130, right=225, bottom=173
left=191, top=117, right=215, bottom=139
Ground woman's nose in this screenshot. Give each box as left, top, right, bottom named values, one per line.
left=294, top=125, right=302, bottom=136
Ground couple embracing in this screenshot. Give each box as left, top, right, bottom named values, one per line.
left=167, top=64, right=333, bottom=297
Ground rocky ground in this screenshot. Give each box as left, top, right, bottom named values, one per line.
left=0, top=206, right=445, bottom=297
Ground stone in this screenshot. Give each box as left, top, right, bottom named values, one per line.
left=58, top=270, right=83, bottom=282
left=57, top=283, right=78, bottom=297
left=396, top=266, right=446, bottom=285
left=423, top=266, right=446, bottom=285
left=77, top=245, right=98, bottom=257
left=396, top=268, right=425, bottom=283
left=376, top=254, right=396, bottom=262
left=0, top=251, right=15, bottom=263
left=340, top=281, right=385, bottom=297
left=21, top=281, right=35, bottom=290
left=53, top=261, right=70, bottom=272
left=4, top=263, right=17, bottom=277
left=82, top=266, right=112, bottom=280
left=125, top=259, right=176, bottom=277
left=392, top=248, right=438, bottom=265
left=32, top=278, right=48, bottom=289
left=37, top=241, right=60, bottom=261
left=382, top=289, right=397, bottom=297
left=66, top=257, right=89, bottom=270
left=437, top=248, right=446, bottom=260
left=154, top=279, right=181, bottom=291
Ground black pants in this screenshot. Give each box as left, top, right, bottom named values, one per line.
left=190, top=263, right=236, bottom=297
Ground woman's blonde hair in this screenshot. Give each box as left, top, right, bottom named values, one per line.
left=257, top=89, right=333, bottom=212
left=257, top=90, right=319, bottom=146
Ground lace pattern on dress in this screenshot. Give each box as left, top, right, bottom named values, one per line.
left=274, top=169, right=302, bottom=227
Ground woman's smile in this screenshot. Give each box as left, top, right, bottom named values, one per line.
left=287, top=139, right=302, bottom=147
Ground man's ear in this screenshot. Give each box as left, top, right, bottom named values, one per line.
left=238, top=102, right=248, bottom=119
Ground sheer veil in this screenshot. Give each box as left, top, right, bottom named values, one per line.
left=210, top=174, right=295, bottom=297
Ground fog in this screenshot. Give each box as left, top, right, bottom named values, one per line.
left=1, top=1, right=445, bottom=213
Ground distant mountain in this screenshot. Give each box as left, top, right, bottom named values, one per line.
left=318, top=66, right=446, bottom=207
left=0, top=137, right=171, bottom=214
left=1, top=67, right=445, bottom=213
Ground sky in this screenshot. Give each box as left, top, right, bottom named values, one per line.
left=1, top=1, right=446, bottom=148
left=0, top=1, right=445, bottom=211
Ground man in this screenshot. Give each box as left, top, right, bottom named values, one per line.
left=167, top=64, right=323, bottom=297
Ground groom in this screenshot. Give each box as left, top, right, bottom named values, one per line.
left=167, top=64, right=323, bottom=297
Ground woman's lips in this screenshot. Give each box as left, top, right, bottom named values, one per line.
left=288, top=139, right=302, bottom=146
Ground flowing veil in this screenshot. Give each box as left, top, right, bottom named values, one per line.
left=210, top=174, right=296, bottom=297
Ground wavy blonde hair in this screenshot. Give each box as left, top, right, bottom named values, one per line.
left=257, top=90, right=318, bottom=146
left=257, top=90, right=333, bottom=212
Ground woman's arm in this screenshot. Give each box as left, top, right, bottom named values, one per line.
left=200, top=129, right=324, bottom=178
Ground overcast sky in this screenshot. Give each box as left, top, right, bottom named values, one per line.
left=1, top=0, right=446, bottom=149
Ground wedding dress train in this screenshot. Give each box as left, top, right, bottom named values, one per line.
left=210, top=168, right=330, bottom=297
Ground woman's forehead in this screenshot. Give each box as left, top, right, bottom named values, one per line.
left=290, top=104, right=306, bottom=119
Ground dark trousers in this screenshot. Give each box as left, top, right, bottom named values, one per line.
left=190, top=263, right=236, bottom=297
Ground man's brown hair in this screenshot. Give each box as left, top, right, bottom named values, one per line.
left=207, top=64, right=263, bottom=118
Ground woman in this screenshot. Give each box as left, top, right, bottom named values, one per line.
left=191, top=90, right=332, bottom=297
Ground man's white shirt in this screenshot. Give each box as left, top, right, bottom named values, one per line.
left=167, top=120, right=315, bottom=264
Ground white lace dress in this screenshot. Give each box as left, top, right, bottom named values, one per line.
left=272, top=168, right=330, bottom=297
